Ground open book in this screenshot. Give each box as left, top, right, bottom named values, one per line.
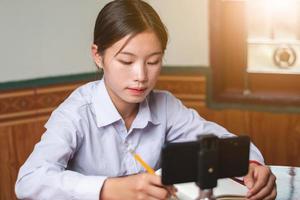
left=173, top=178, right=248, bottom=200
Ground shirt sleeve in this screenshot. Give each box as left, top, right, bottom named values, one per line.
left=15, top=109, right=106, bottom=200
left=164, top=92, right=264, bottom=165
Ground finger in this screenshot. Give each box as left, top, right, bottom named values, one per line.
left=244, top=168, right=255, bottom=189
left=147, top=196, right=164, bottom=200
left=248, top=174, right=276, bottom=200
left=147, top=175, right=176, bottom=199
left=247, top=167, right=270, bottom=197
left=171, top=185, right=178, bottom=192
left=165, top=186, right=177, bottom=194
left=136, top=193, right=161, bottom=200
left=264, top=186, right=277, bottom=200
left=147, top=173, right=164, bottom=186
left=147, top=185, right=169, bottom=200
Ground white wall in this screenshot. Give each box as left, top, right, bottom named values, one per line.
left=149, top=0, right=209, bottom=66
left=0, top=0, right=209, bottom=83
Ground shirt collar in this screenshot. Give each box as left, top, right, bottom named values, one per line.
left=92, top=80, right=160, bottom=128
left=92, top=80, right=121, bottom=127
left=131, top=95, right=160, bottom=129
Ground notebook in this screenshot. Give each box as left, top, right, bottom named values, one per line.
left=173, top=178, right=248, bottom=200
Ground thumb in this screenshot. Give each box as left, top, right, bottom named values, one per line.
left=244, top=170, right=254, bottom=189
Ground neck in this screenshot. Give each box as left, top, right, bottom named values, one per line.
left=121, top=105, right=138, bottom=131
left=120, top=104, right=138, bottom=120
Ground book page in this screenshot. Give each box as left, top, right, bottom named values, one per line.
left=173, top=178, right=248, bottom=200
left=214, top=178, right=248, bottom=197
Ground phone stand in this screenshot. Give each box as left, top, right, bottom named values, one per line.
left=196, top=189, right=215, bottom=200
left=195, top=135, right=219, bottom=200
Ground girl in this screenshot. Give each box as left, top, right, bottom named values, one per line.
left=15, top=0, right=276, bottom=199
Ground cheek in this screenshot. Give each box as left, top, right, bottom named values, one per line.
left=105, top=72, right=125, bottom=85
left=104, top=69, right=132, bottom=91
left=103, top=62, right=130, bottom=79
left=148, top=67, right=161, bottom=80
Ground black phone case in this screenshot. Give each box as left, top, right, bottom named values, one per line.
left=161, top=136, right=250, bottom=185
left=161, top=141, right=198, bottom=184
left=218, top=136, right=250, bottom=178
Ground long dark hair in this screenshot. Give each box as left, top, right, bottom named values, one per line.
left=93, top=0, right=168, bottom=55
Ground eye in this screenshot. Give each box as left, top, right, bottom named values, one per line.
left=118, top=60, right=133, bottom=65
left=147, top=60, right=160, bottom=65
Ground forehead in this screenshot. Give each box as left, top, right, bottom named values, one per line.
left=109, top=31, right=163, bottom=57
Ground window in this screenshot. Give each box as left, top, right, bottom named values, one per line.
left=210, top=0, right=300, bottom=106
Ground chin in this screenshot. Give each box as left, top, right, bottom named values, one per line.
left=125, top=96, right=146, bottom=104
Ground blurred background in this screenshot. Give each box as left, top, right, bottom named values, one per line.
left=0, top=0, right=208, bottom=82
left=0, top=0, right=300, bottom=199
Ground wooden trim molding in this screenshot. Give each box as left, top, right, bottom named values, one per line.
left=0, top=84, right=78, bottom=124
left=0, top=66, right=207, bottom=92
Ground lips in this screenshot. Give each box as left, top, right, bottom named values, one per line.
left=129, top=87, right=146, bottom=91
left=127, top=87, right=147, bottom=95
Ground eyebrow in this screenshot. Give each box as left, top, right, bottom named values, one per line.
left=118, top=51, right=163, bottom=57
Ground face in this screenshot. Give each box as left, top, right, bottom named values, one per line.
left=92, top=31, right=163, bottom=111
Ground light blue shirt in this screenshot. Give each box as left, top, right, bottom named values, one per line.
left=15, top=79, right=264, bottom=200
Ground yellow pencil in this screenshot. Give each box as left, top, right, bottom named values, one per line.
left=129, top=149, right=179, bottom=200
left=132, top=152, right=155, bottom=174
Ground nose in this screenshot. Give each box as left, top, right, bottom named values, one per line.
left=133, top=63, right=148, bottom=82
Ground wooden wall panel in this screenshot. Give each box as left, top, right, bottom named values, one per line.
left=196, top=107, right=300, bottom=166
left=0, top=118, right=47, bottom=200
left=0, top=126, right=15, bottom=200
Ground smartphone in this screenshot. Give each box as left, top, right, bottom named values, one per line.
left=161, top=135, right=250, bottom=185
left=218, top=136, right=250, bottom=178
left=161, top=141, right=198, bottom=184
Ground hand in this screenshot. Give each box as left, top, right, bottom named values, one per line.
left=244, top=163, right=277, bottom=200
left=100, top=173, right=171, bottom=200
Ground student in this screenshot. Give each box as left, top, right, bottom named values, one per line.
left=15, top=0, right=276, bottom=199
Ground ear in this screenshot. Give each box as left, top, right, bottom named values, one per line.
left=91, top=44, right=103, bottom=69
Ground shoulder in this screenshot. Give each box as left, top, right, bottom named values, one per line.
left=61, top=81, right=98, bottom=109
left=48, top=81, right=99, bottom=122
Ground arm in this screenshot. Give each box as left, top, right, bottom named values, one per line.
left=164, top=92, right=264, bottom=164
left=16, top=164, right=105, bottom=200
left=15, top=110, right=104, bottom=200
